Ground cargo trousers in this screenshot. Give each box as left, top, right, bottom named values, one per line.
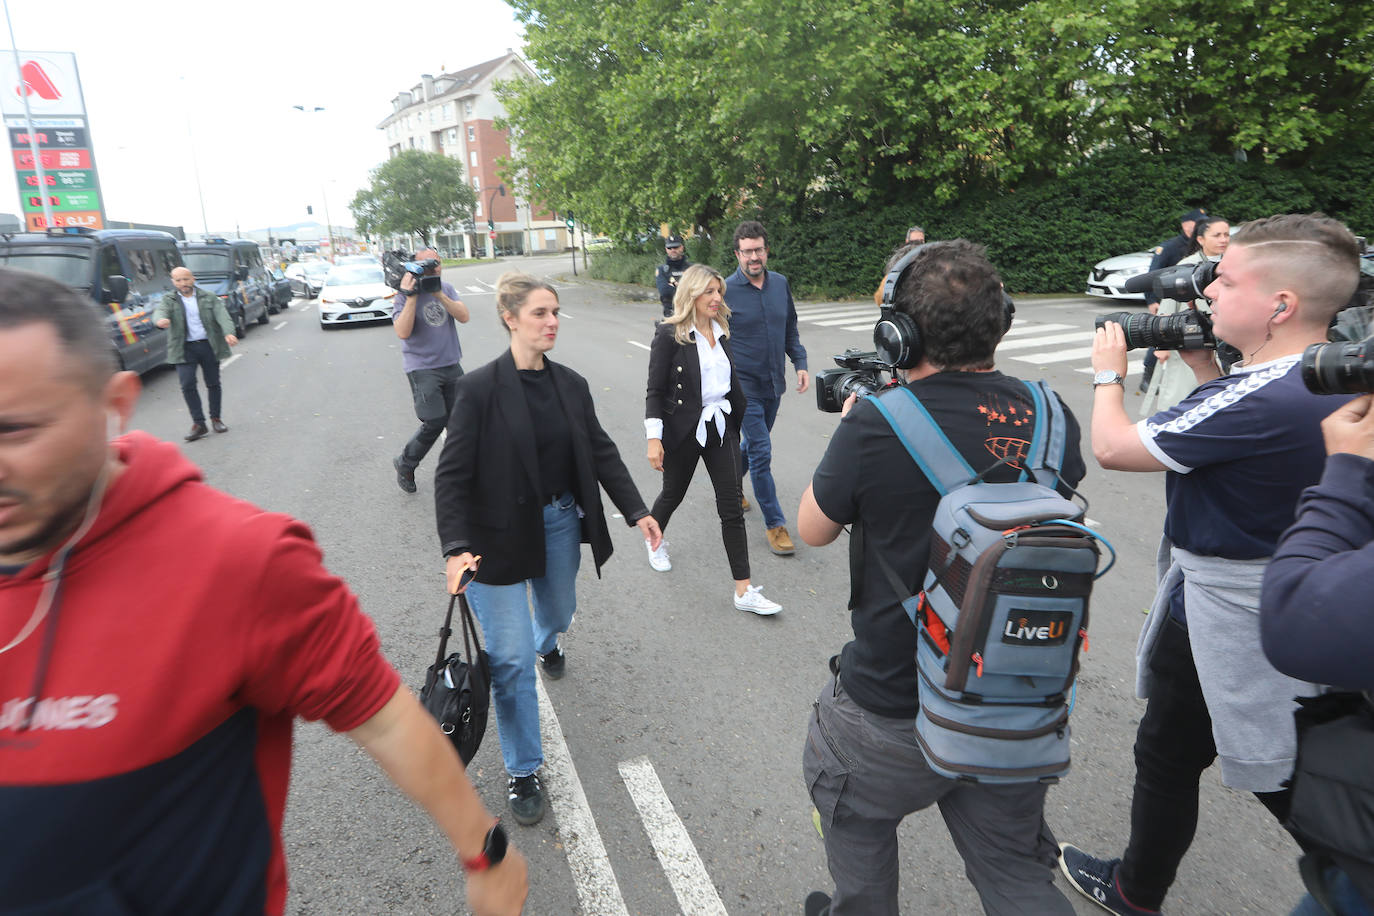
left=803, top=673, right=1073, bottom=915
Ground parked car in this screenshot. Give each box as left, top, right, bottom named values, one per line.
left=1086, top=250, right=1153, bottom=301
left=333, top=254, right=376, bottom=265
left=318, top=264, right=396, bottom=328
left=266, top=266, right=293, bottom=311
left=285, top=260, right=331, bottom=300
left=178, top=238, right=273, bottom=335
left=0, top=227, right=182, bottom=374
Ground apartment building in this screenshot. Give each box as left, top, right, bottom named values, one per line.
left=378, top=51, right=569, bottom=258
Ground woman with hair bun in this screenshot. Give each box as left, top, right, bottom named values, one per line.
left=434, top=271, right=661, bottom=827
left=644, top=264, right=781, bottom=615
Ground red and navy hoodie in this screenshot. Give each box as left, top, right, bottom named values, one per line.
left=0, top=432, right=401, bottom=914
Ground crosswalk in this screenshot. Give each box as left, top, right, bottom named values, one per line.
left=793, top=303, right=1144, bottom=379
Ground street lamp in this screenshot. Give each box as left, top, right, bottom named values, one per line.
left=291, top=106, right=333, bottom=258
left=486, top=184, right=505, bottom=258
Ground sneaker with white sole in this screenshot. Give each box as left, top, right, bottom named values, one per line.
left=646, top=538, right=671, bottom=572
left=1058, top=844, right=1159, bottom=915
left=734, top=585, right=781, bottom=615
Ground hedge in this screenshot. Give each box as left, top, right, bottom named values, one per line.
left=592, top=147, right=1374, bottom=298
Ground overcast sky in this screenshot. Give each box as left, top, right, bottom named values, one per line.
left=1, top=0, right=525, bottom=234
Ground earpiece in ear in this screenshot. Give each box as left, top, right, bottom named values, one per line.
left=1273, top=301, right=1288, bottom=314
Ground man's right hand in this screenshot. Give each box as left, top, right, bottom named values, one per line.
left=400, top=272, right=417, bottom=293
left=155, top=317, right=171, bottom=329
left=466, top=852, right=529, bottom=916
left=1322, top=394, right=1374, bottom=460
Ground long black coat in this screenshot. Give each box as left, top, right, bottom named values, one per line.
left=644, top=322, right=747, bottom=452
left=435, top=349, right=649, bottom=585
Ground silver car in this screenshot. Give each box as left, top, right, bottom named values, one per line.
left=318, top=265, right=396, bottom=328
left=1086, top=250, right=1153, bottom=301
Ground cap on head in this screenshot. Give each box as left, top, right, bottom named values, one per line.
left=664, top=235, right=685, bottom=250
left=1180, top=208, right=1208, bottom=224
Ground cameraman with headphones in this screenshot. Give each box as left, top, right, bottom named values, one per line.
left=797, top=240, right=1086, bottom=915
left=391, top=248, right=470, bottom=495
left=1059, top=214, right=1360, bottom=916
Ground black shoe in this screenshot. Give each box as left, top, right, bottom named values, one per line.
left=508, top=773, right=546, bottom=826
left=392, top=456, right=417, bottom=494
left=541, top=647, right=566, bottom=680
left=1058, top=844, right=1158, bottom=915
left=185, top=423, right=208, bottom=442
left=211, top=418, right=228, bottom=434
left=1137, top=367, right=1154, bottom=394
left=804, top=891, right=831, bottom=916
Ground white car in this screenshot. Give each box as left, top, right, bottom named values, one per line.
left=1086, top=250, right=1153, bottom=301
left=318, top=265, right=396, bottom=328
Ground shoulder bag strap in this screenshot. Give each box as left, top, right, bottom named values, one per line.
left=866, top=387, right=975, bottom=496
left=434, top=595, right=456, bottom=669
left=1022, top=380, right=1068, bottom=488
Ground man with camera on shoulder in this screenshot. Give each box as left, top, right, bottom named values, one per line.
left=1059, top=213, right=1361, bottom=916
left=391, top=248, right=469, bottom=494
left=797, top=239, right=1087, bottom=915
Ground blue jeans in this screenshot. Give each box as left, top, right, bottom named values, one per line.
left=465, top=492, right=581, bottom=777
left=1291, top=865, right=1373, bottom=916
left=739, top=394, right=784, bottom=528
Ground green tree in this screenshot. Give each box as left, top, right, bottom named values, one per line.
left=349, top=151, right=477, bottom=246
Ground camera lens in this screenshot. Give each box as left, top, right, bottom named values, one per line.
left=1301, top=338, right=1374, bottom=395
left=1095, top=312, right=1211, bottom=351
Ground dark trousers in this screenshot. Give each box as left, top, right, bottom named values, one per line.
left=651, top=424, right=749, bottom=580
left=176, top=339, right=221, bottom=424
left=1119, top=617, right=1292, bottom=909
left=400, top=363, right=463, bottom=471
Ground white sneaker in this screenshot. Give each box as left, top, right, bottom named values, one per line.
left=646, top=538, right=671, bottom=572
left=734, top=585, right=781, bottom=616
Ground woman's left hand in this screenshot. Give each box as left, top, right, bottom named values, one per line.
left=637, top=515, right=663, bottom=550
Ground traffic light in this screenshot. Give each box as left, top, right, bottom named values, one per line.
left=307, top=205, right=313, bottom=215
left=565, top=212, right=574, bottom=231
left=487, top=218, right=495, bottom=232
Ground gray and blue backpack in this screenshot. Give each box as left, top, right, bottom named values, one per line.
left=869, top=380, right=1114, bottom=784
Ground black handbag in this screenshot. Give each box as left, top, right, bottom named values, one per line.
left=419, top=593, right=490, bottom=765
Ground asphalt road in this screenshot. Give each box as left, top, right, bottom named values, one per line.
left=124, top=255, right=1301, bottom=915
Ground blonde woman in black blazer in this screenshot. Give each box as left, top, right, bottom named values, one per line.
left=644, top=264, right=782, bottom=615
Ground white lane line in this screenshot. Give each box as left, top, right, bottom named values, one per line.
left=559, top=311, right=573, bottom=318
left=628, top=340, right=650, bottom=351
left=1002, top=322, right=1075, bottom=338
left=995, top=331, right=1096, bottom=352
left=619, top=757, right=728, bottom=916
left=535, top=675, right=630, bottom=916
left=795, top=306, right=876, bottom=321
left=1009, top=346, right=1094, bottom=364
left=811, top=314, right=885, bottom=327
left=273, top=321, right=288, bottom=330
left=467, top=285, right=485, bottom=293
left=221, top=354, right=242, bottom=368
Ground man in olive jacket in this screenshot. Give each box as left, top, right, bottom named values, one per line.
left=154, top=266, right=238, bottom=441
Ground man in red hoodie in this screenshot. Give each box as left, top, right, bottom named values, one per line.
left=0, top=268, right=527, bottom=915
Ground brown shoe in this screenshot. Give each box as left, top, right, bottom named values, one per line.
left=211, top=419, right=229, bottom=433
left=185, top=423, right=209, bottom=442
left=741, top=494, right=751, bottom=512
left=766, top=525, right=796, bottom=556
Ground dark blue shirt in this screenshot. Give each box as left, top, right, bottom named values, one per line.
left=723, top=267, right=807, bottom=400
left=1139, top=355, right=1352, bottom=559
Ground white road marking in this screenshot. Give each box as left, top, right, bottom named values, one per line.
left=221, top=354, right=242, bottom=368
left=619, top=757, right=728, bottom=916
left=628, top=340, right=650, bottom=351
left=535, top=674, right=631, bottom=916
left=1076, top=359, right=1146, bottom=377
left=995, top=331, right=1096, bottom=352
left=794, top=305, right=876, bottom=321
left=273, top=321, right=288, bottom=330
left=467, top=285, right=486, bottom=293
left=1008, top=345, right=1094, bottom=364
left=1002, top=322, right=1075, bottom=338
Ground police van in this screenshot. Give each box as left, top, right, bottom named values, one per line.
left=177, top=238, right=274, bottom=337
left=0, top=228, right=183, bottom=374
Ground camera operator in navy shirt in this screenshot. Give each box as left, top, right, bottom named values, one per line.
left=1059, top=214, right=1362, bottom=916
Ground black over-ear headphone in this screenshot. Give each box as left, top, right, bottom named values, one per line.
left=873, top=243, right=1016, bottom=370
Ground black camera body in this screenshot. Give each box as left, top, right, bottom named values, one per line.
left=815, top=349, right=898, bottom=412
left=382, top=250, right=443, bottom=293
left=1095, top=308, right=1216, bottom=351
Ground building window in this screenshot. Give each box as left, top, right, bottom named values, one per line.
left=448, top=128, right=458, bottom=144
left=464, top=101, right=473, bottom=116
left=443, top=103, right=452, bottom=120
left=472, top=177, right=481, bottom=191
left=467, top=126, right=475, bottom=142
left=469, top=150, right=478, bottom=167
left=475, top=200, right=481, bottom=216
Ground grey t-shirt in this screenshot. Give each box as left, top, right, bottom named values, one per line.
left=393, top=281, right=463, bottom=372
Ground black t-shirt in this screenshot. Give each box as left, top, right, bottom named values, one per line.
left=811, top=371, right=1087, bottom=719
left=519, top=366, right=574, bottom=500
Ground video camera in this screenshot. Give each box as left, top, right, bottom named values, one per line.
left=815, top=349, right=900, bottom=413
left=382, top=249, right=442, bottom=293
left=1094, top=260, right=1221, bottom=352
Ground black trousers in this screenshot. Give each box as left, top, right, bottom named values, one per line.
left=1119, top=617, right=1292, bottom=909
left=400, top=363, right=463, bottom=471
left=650, top=423, right=749, bottom=580
left=176, top=339, right=221, bottom=424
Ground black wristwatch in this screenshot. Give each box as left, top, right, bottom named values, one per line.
left=462, top=821, right=508, bottom=872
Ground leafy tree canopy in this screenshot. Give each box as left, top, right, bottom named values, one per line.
left=349, top=151, right=477, bottom=246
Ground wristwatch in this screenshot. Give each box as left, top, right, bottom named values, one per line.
left=1092, top=370, right=1124, bottom=388
left=462, top=821, right=508, bottom=873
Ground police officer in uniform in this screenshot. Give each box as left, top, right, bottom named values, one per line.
left=655, top=235, right=691, bottom=318
left=1139, top=207, right=1207, bottom=391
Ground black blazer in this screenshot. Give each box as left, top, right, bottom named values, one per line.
left=435, top=350, right=649, bottom=586
left=644, top=322, right=747, bottom=452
